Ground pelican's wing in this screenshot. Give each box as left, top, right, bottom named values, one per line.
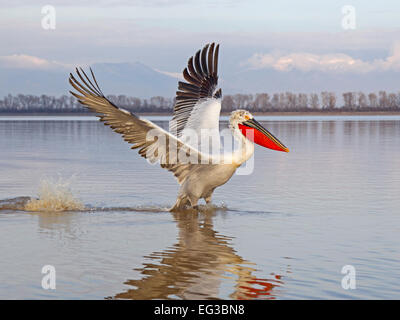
left=69, top=68, right=209, bottom=185
left=170, top=43, right=222, bottom=150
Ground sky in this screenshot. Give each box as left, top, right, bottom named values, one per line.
left=1, top=0, right=400, bottom=94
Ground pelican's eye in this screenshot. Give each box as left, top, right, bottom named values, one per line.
left=244, top=115, right=250, bottom=121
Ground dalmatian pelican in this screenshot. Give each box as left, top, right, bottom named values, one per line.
left=69, top=43, right=289, bottom=211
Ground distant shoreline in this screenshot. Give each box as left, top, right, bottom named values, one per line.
left=1, top=111, right=400, bottom=117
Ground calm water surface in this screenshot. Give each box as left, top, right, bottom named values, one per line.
left=0, top=115, right=399, bottom=299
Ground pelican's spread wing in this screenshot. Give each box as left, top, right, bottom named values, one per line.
left=170, top=43, right=222, bottom=151
left=69, top=68, right=209, bottom=184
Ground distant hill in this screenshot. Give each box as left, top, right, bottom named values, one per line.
left=0, top=62, right=179, bottom=98
left=224, top=68, right=400, bottom=95
left=89, top=62, right=178, bottom=98
left=1, top=60, right=400, bottom=98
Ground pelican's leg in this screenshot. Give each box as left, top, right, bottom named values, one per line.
left=188, top=195, right=199, bottom=209
left=204, top=189, right=215, bottom=205
left=170, top=195, right=189, bottom=212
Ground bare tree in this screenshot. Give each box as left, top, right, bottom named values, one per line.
left=271, top=93, right=279, bottom=109
left=328, top=92, right=336, bottom=109
left=368, top=93, right=378, bottom=108
left=222, top=95, right=234, bottom=112
left=379, top=91, right=388, bottom=109
left=343, top=92, right=356, bottom=109
left=254, top=93, right=270, bottom=112
left=358, top=92, right=367, bottom=109
left=321, top=92, right=329, bottom=109
left=310, top=93, right=320, bottom=109
left=388, top=93, right=397, bottom=109
left=297, top=93, right=308, bottom=109
left=279, top=93, right=286, bottom=109
left=285, top=92, right=296, bottom=109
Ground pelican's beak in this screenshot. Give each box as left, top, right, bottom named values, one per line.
left=239, top=118, right=289, bottom=152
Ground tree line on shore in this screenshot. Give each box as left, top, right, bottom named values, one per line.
left=1, top=91, right=400, bottom=113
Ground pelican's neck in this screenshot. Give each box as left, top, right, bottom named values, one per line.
left=230, top=124, right=254, bottom=166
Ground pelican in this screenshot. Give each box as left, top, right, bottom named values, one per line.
left=69, top=43, right=289, bottom=211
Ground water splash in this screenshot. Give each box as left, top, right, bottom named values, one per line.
left=24, top=178, right=85, bottom=212
left=0, top=179, right=229, bottom=213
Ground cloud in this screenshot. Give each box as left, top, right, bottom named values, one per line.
left=244, top=43, right=400, bottom=73
left=154, top=68, right=184, bottom=80
left=0, top=54, right=70, bottom=70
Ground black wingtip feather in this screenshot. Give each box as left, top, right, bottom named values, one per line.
left=171, top=43, right=222, bottom=136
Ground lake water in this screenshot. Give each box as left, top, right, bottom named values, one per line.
left=0, top=115, right=399, bottom=299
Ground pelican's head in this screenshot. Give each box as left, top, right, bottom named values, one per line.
left=230, top=110, right=289, bottom=153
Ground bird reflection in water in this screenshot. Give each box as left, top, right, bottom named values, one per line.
left=112, top=208, right=286, bottom=300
